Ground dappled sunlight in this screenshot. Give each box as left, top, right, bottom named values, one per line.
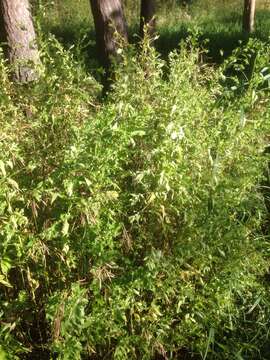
left=1, top=1, right=270, bottom=359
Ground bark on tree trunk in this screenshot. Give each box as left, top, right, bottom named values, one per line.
left=140, top=0, right=156, bottom=38
left=90, top=0, right=128, bottom=68
left=0, top=0, right=40, bottom=82
left=243, top=0, right=256, bottom=33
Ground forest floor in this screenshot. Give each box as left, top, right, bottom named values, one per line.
left=40, top=0, right=270, bottom=66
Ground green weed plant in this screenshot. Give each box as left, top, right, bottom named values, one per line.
left=0, top=30, right=270, bottom=360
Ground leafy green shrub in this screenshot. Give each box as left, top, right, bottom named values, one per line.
left=0, top=36, right=100, bottom=358
left=0, top=34, right=270, bottom=360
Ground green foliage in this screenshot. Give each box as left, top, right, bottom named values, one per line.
left=0, top=35, right=100, bottom=359
left=1, top=30, right=270, bottom=359
left=38, top=0, right=270, bottom=66
left=2, top=0, right=270, bottom=355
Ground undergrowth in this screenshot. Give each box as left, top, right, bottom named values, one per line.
left=39, top=0, right=270, bottom=66
left=0, top=26, right=270, bottom=360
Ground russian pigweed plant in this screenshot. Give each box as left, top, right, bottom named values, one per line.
left=0, top=33, right=270, bottom=360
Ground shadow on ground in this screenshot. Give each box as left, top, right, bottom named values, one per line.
left=45, top=7, right=270, bottom=75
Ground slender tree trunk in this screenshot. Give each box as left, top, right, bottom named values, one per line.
left=140, top=0, right=156, bottom=38
left=0, top=0, right=40, bottom=82
left=90, top=0, right=128, bottom=69
left=243, top=0, right=256, bottom=33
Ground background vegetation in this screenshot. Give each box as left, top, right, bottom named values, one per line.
left=40, top=0, right=270, bottom=60
left=1, top=0, right=270, bottom=359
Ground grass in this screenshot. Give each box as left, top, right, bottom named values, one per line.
left=0, top=1, right=270, bottom=359
left=39, top=0, right=270, bottom=63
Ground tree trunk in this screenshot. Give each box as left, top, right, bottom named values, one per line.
left=140, top=0, right=156, bottom=38
left=243, top=0, right=256, bottom=33
left=90, top=0, right=128, bottom=68
left=0, top=0, right=40, bottom=83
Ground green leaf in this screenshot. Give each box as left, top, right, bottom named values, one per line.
left=62, top=218, right=70, bottom=237
left=7, top=178, right=19, bottom=190
left=0, top=160, right=6, bottom=177
left=0, top=257, right=12, bottom=275
left=0, top=347, right=6, bottom=360
left=0, top=274, right=12, bottom=288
